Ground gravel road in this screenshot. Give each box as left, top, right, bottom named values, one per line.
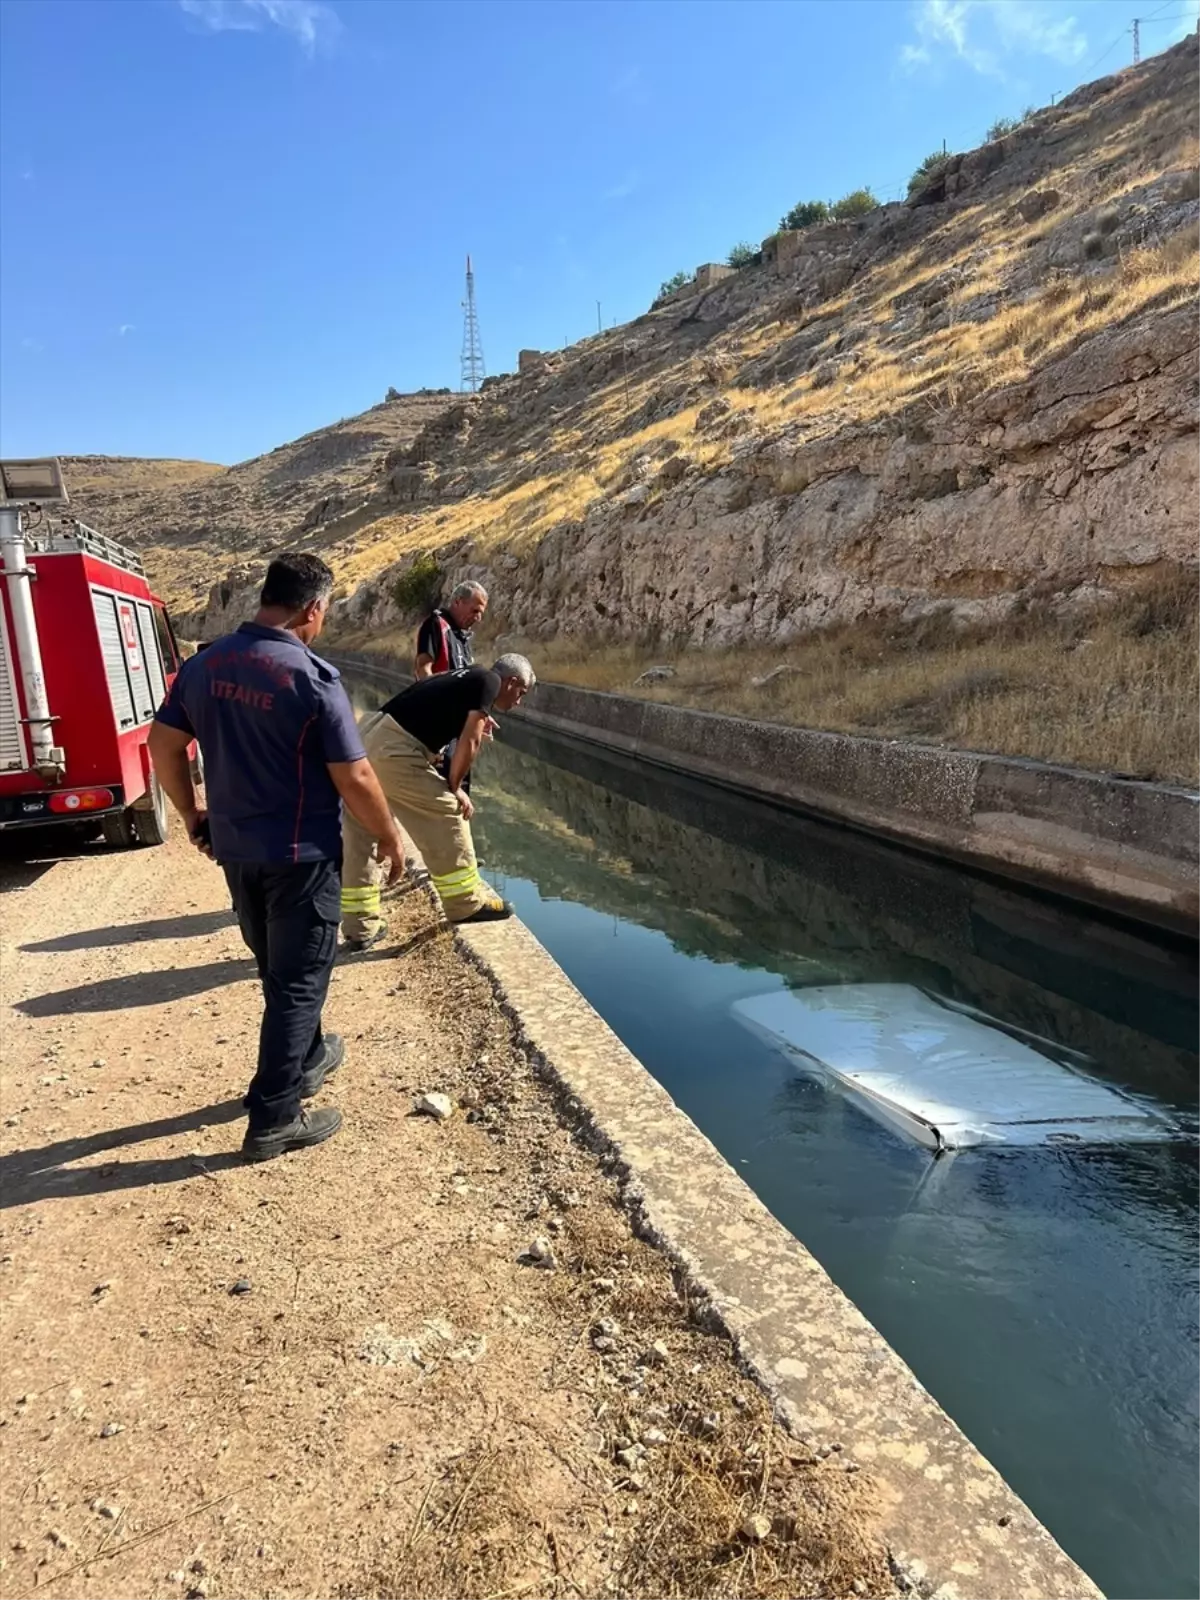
left=0, top=829, right=888, bottom=1600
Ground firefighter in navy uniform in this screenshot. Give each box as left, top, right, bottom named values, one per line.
left=414, top=582, right=489, bottom=794
left=340, top=655, right=534, bottom=951
left=148, top=553, right=405, bottom=1163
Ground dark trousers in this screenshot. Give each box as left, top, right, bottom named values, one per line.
left=223, top=858, right=341, bottom=1130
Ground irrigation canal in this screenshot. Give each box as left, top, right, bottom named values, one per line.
left=350, top=679, right=1199, bottom=1600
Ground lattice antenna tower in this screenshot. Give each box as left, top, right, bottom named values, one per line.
left=460, top=255, right=486, bottom=393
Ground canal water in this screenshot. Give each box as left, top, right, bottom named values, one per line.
left=351, top=680, right=1199, bottom=1600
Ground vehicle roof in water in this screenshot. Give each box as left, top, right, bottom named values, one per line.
left=732, top=982, right=1177, bottom=1151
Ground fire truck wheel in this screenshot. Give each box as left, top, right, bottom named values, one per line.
left=101, top=810, right=140, bottom=848
left=131, top=773, right=171, bottom=847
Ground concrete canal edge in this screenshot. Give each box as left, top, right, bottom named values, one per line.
left=328, top=651, right=1198, bottom=939
left=446, top=910, right=1104, bottom=1600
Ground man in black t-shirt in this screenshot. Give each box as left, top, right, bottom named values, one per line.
left=340, top=655, right=536, bottom=948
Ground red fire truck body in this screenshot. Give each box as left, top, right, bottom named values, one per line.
left=0, top=519, right=185, bottom=845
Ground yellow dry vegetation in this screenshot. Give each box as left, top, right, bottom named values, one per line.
left=507, top=569, right=1199, bottom=785
left=65, top=457, right=223, bottom=496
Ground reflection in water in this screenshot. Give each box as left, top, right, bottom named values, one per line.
left=348, top=681, right=1198, bottom=1600
left=481, top=722, right=1198, bottom=1111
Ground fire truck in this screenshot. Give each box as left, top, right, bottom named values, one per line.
left=0, top=456, right=188, bottom=846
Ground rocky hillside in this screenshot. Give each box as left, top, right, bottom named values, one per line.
left=154, top=38, right=1198, bottom=656
left=57, top=393, right=455, bottom=613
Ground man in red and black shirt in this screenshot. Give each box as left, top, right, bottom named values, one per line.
left=413, top=582, right=488, bottom=679
left=415, top=582, right=489, bottom=793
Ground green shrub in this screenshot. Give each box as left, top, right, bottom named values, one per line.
left=779, top=198, right=829, bottom=231
left=657, top=270, right=691, bottom=299
left=391, top=551, right=442, bottom=616
left=727, top=241, right=759, bottom=268
left=908, top=151, right=952, bottom=194
left=987, top=107, right=1036, bottom=141
left=830, top=188, right=879, bottom=219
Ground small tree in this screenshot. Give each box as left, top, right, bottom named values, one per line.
left=658, top=269, right=691, bottom=299
left=908, top=151, right=952, bottom=195
left=780, top=198, right=829, bottom=231
left=727, top=241, right=759, bottom=268
left=390, top=551, right=442, bottom=616
left=830, top=188, right=879, bottom=219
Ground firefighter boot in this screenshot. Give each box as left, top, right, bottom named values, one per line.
left=301, top=1033, right=344, bottom=1099
left=457, top=894, right=515, bottom=925
left=242, top=1106, right=343, bottom=1163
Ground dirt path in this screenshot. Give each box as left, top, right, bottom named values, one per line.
left=0, top=832, right=889, bottom=1600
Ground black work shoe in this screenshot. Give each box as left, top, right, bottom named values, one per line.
left=242, top=1106, right=343, bottom=1163
left=342, top=926, right=384, bottom=955
left=301, top=1033, right=344, bottom=1099
left=457, top=899, right=515, bottom=925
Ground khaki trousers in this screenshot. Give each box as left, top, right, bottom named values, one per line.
left=340, top=712, right=497, bottom=939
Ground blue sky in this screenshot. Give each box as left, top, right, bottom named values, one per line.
left=1, top=0, right=1196, bottom=466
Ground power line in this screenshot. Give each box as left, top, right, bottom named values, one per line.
left=1083, top=24, right=1134, bottom=74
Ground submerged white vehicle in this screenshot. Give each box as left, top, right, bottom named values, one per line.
left=732, top=983, right=1178, bottom=1153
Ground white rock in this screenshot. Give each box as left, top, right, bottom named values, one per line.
left=519, top=1236, right=558, bottom=1269
left=642, top=1427, right=668, bottom=1446
left=741, top=1513, right=772, bottom=1542
left=413, top=1092, right=454, bottom=1121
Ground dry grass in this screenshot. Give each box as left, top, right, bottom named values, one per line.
left=504, top=568, right=1200, bottom=786
left=349, top=1193, right=890, bottom=1600
left=61, top=455, right=223, bottom=494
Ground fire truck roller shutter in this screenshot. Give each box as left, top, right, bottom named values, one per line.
left=135, top=602, right=167, bottom=712
left=91, top=590, right=138, bottom=730
left=0, top=611, right=29, bottom=771
left=116, top=596, right=154, bottom=723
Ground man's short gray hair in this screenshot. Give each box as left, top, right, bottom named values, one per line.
left=450, top=581, right=488, bottom=605
left=493, top=652, right=535, bottom=689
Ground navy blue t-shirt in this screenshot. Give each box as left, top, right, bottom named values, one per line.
left=156, top=622, right=365, bottom=864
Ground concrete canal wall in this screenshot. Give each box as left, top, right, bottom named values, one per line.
left=332, top=650, right=1199, bottom=938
